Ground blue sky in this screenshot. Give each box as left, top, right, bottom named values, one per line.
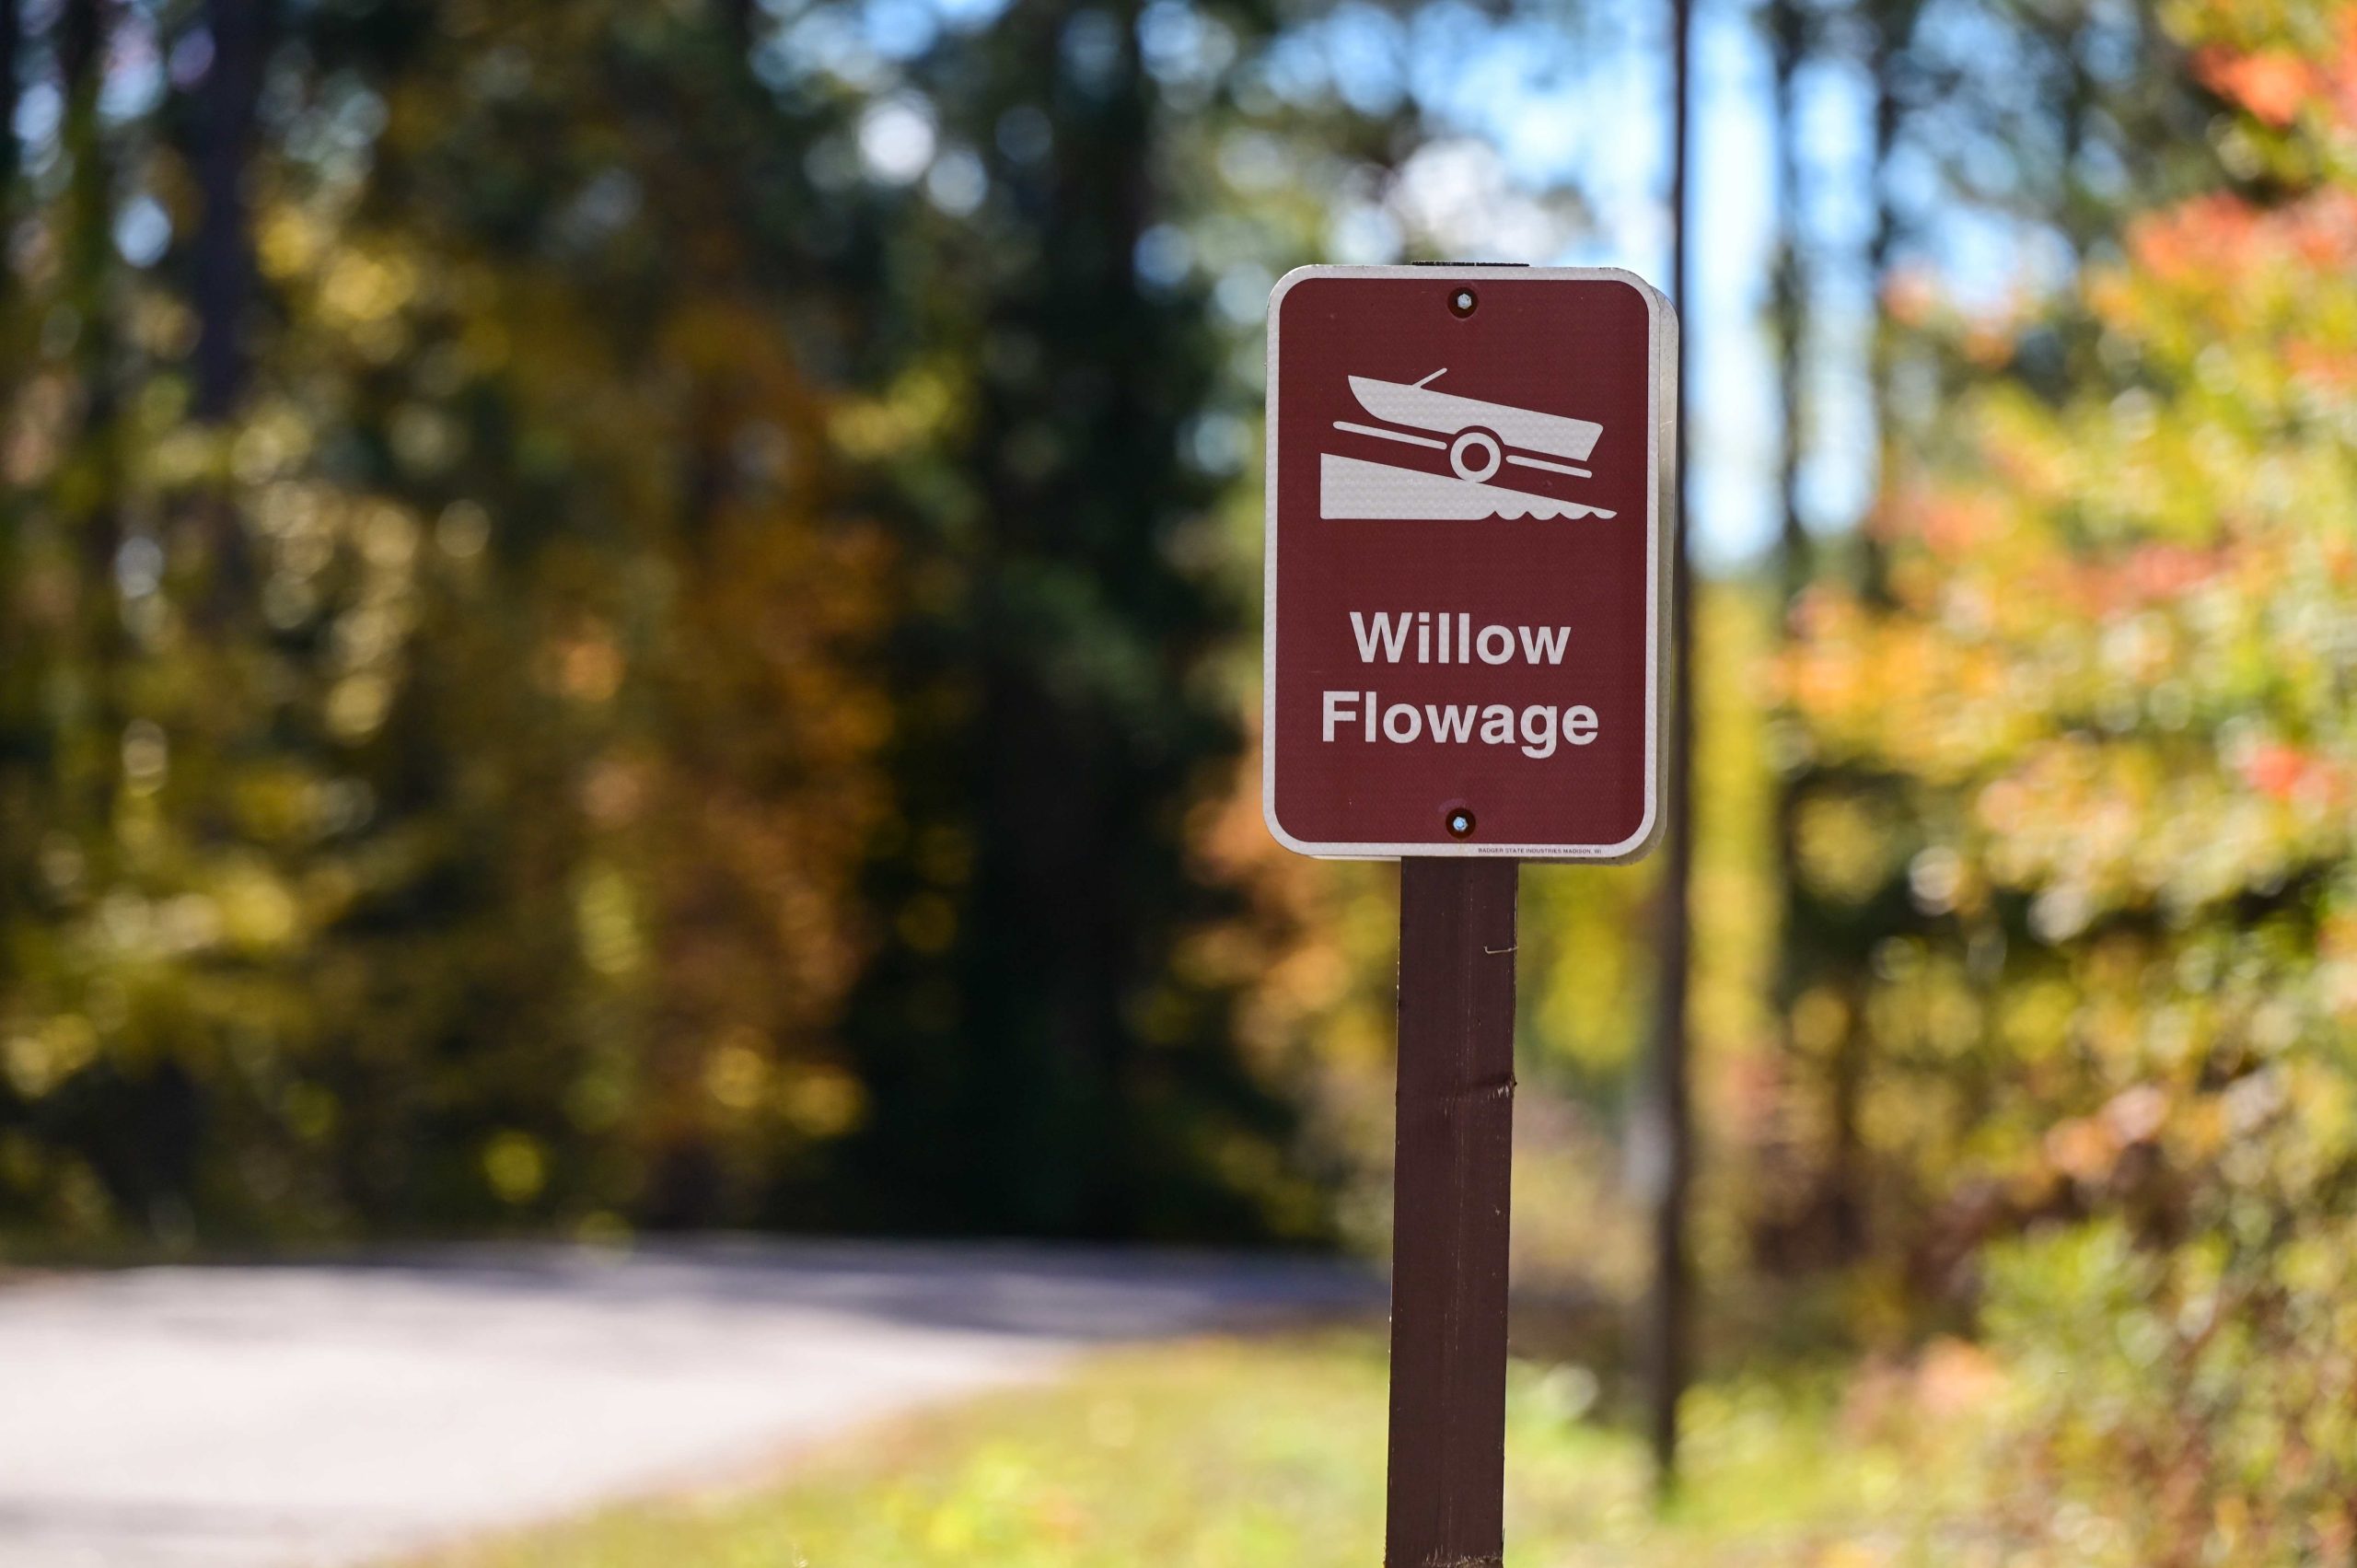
left=796, top=0, right=1892, bottom=566
left=811, top=0, right=1962, bottom=565
left=1262, top=0, right=2086, bottom=567
left=1297, top=0, right=1886, bottom=568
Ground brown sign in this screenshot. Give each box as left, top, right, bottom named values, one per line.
left=1261, top=266, right=1677, bottom=860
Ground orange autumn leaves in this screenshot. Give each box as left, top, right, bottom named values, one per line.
left=2189, top=0, right=2357, bottom=133
left=1786, top=6, right=2357, bottom=942
left=1780, top=12, right=2357, bottom=1553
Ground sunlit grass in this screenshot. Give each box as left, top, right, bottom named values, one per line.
left=416, top=1330, right=1991, bottom=1568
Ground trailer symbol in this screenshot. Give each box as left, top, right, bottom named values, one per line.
left=1320, top=369, right=1617, bottom=522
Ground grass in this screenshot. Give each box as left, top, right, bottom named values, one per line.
left=415, top=1330, right=1988, bottom=1568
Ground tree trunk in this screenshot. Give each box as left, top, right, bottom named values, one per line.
left=1770, top=0, right=1809, bottom=607
left=1641, top=0, right=1697, bottom=1499
left=0, top=0, right=20, bottom=201
left=192, top=0, right=273, bottom=423
left=0, top=0, right=22, bottom=982
left=1760, top=0, right=1823, bottom=1272
left=60, top=0, right=115, bottom=564
left=1810, top=5, right=1906, bottom=1252
left=721, top=0, right=756, bottom=52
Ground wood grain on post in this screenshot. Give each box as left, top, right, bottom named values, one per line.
left=1386, top=856, right=1519, bottom=1568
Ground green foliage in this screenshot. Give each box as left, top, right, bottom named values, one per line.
left=1779, top=2, right=2357, bottom=1553
left=409, top=1332, right=1988, bottom=1568
left=1977, top=1219, right=2357, bottom=1562
left=0, top=0, right=898, bottom=1238
left=0, top=0, right=1314, bottom=1246
left=10, top=0, right=2357, bottom=1550
left=828, top=0, right=1318, bottom=1240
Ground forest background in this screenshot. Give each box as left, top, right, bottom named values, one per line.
left=2, top=0, right=2354, bottom=1559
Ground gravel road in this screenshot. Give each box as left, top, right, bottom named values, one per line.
left=0, top=1239, right=1374, bottom=1567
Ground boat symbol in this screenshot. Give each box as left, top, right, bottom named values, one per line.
left=1320, top=369, right=1616, bottom=522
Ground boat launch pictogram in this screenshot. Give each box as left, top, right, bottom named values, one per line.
left=1320, top=369, right=1617, bottom=521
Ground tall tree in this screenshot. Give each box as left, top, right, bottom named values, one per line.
left=841, top=0, right=1310, bottom=1239
left=1641, top=0, right=1698, bottom=1493
left=720, top=0, right=756, bottom=54
left=0, top=0, right=23, bottom=1191
left=0, top=0, right=17, bottom=201
left=191, top=0, right=273, bottom=424
left=1767, top=0, right=1810, bottom=609
left=1752, top=0, right=1829, bottom=1274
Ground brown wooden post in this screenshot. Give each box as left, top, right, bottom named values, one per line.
left=1386, top=855, right=1519, bottom=1568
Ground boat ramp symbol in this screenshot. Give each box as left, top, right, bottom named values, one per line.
left=1321, top=370, right=1616, bottom=521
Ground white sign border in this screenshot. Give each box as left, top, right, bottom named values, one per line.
left=1260, top=263, right=1678, bottom=864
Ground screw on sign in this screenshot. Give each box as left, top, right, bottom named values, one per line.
left=1261, top=267, right=1678, bottom=1567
